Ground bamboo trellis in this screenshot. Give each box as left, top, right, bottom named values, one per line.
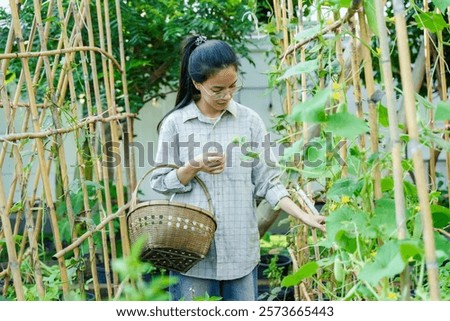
left=273, top=0, right=447, bottom=301
left=0, top=0, right=135, bottom=300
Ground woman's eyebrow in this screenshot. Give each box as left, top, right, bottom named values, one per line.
left=210, top=79, right=238, bottom=89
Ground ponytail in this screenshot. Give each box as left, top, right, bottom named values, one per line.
left=174, top=36, right=202, bottom=110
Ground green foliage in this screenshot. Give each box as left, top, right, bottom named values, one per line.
left=263, top=255, right=285, bottom=288
left=260, top=233, right=289, bottom=255
left=289, top=88, right=331, bottom=123
left=0, top=0, right=257, bottom=114
left=435, top=101, right=450, bottom=121
left=112, top=236, right=175, bottom=301
left=108, top=0, right=257, bottom=112
left=281, top=261, right=319, bottom=287
left=324, top=112, right=369, bottom=139
left=363, top=0, right=378, bottom=36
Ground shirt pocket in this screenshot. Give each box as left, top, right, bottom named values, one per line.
left=225, top=145, right=253, bottom=182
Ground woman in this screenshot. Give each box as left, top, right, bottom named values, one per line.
left=150, top=35, right=326, bottom=301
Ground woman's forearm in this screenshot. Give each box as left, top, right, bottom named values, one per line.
left=176, top=163, right=199, bottom=185
left=278, top=197, right=309, bottom=221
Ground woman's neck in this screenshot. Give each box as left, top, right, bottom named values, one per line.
left=195, top=101, right=225, bottom=119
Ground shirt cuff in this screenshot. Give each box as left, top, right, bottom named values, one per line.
left=163, top=169, right=192, bottom=193
left=265, top=184, right=289, bottom=209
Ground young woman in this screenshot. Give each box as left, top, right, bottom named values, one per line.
left=150, top=35, right=326, bottom=301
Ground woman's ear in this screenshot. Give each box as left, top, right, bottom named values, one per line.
left=192, top=80, right=199, bottom=91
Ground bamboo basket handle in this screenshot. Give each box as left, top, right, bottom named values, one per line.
left=130, top=164, right=214, bottom=215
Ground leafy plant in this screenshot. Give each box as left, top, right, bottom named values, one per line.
left=112, top=236, right=175, bottom=301
left=264, top=255, right=284, bottom=288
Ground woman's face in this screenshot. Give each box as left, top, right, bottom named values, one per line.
left=194, top=66, right=239, bottom=117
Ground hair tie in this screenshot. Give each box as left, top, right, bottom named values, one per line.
left=195, top=35, right=207, bottom=46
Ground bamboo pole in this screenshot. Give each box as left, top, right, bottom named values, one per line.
left=0, top=167, right=25, bottom=300
left=98, top=0, right=127, bottom=295
left=0, top=47, right=122, bottom=72
left=334, top=9, right=348, bottom=178
left=423, top=1, right=436, bottom=190
left=358, top=9, right=382, bottom=200
left=103, top=0, right=122, bottom=298
left=0, top=113, right=135, bottom=142
left=300, top=0, right=322, bottom=301
left=374, top=0, right=410, bottom=299
left=53, top=202, right=131, bottom=259
left=390, top=0, right=440, bottom=300
left=349, top=15, right=365, bottom=150
left=115, top=0, right=137, bottom=196
left=373, top=1, right=408, bottom=237
left=24, top=199, right=46, bottom=299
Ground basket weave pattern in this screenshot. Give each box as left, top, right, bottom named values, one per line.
left=127, top=165, right=216, bottom=273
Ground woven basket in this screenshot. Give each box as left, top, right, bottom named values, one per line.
left=127, top=164, right=216, bottom=273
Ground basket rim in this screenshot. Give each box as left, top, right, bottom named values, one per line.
left=127, top=200, right=217, bottom=230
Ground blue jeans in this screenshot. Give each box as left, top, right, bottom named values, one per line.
left=169, top=267, right=258, bottom=301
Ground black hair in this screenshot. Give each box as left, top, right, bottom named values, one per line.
left=157, top=35, right=240, bottom=132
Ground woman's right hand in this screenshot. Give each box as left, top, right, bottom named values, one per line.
left=189, top=152, right=226, bottom=174
left=176, top=152, right=226, bottom=185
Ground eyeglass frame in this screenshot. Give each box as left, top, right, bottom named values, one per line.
left=196, top=80, right=242, bottom=100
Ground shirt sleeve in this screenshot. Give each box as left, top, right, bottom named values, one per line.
left=149, top=117, right=193, bottom=195
left=250, top=115, right=289, bottom=208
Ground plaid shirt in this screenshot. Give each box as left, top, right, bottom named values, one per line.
left=150, top=100, right=289, bottom=280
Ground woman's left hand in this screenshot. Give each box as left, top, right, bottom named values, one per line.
left=278, top=197, right=327, bottom=233
left=299, top=214, right=326, bottom=233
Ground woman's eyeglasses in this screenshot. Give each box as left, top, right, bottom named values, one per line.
left=197, top=81, right=242, bottom=100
